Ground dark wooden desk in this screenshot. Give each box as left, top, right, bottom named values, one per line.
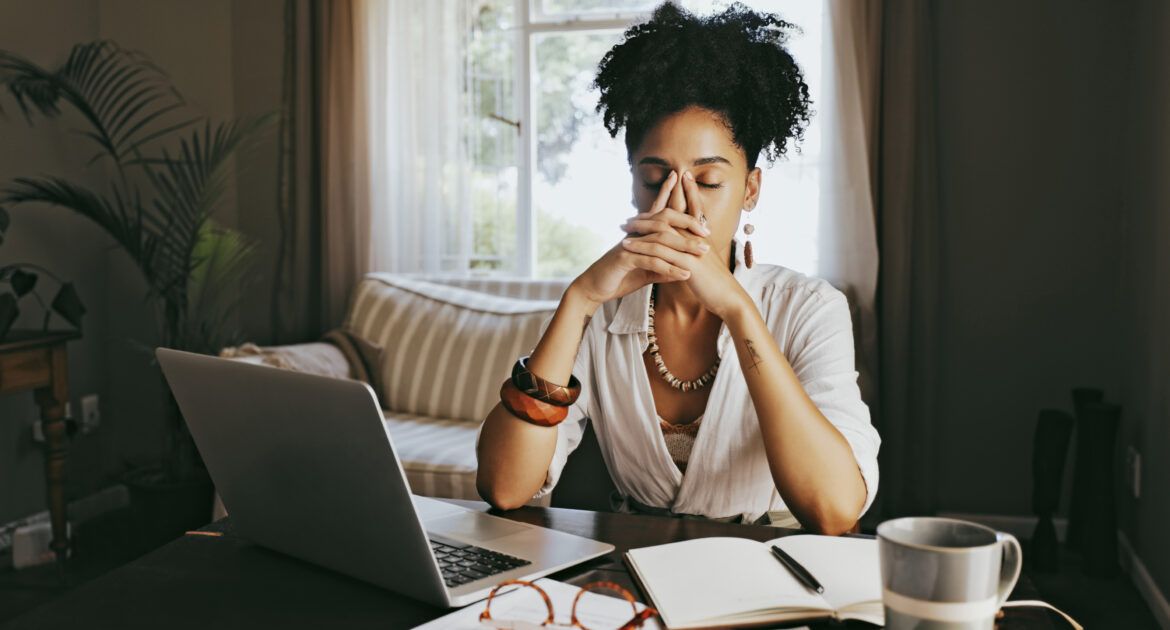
left=7, top=501, right=1057, bottom=629
left=0, top=330, right=79, bottom=565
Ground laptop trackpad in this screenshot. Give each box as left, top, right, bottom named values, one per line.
left=427, top=512, right=532, bottom=542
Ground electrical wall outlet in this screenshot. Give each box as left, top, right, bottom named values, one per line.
left=80, top=394, right=100, bottom=433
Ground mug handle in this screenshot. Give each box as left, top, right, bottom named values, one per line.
left=995, top=532, right=1023, bottom=607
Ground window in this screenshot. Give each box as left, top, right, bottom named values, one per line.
left=460, top=0, right=823, bottom=278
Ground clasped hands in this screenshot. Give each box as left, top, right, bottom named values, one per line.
left=616, top=169, right=746, bottom=319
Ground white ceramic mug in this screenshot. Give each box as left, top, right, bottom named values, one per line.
left=877, top=517, right=1022, bottom=629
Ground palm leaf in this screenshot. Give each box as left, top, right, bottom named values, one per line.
left=0, top=41, right=192, bottom=165
left=1, top=176, right=160, bottom=277
left=145, top=115, right=275, bottom=310
left=146, top=115, right=275, bottom=238
left=0, top=53, right=63, bottom=121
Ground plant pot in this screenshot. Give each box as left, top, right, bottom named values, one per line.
left=123, top=466, right=214, bottom=554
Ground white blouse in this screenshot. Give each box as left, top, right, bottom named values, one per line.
left=531, top=238, right=881, bottom=526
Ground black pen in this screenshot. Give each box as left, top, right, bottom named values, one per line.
left=770, top=545, right=824, bottom=594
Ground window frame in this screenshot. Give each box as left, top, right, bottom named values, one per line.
left=511, top=0, right=648, bottom=277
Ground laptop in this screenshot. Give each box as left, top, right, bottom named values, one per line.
left=156, top=348, right=614, bottom=607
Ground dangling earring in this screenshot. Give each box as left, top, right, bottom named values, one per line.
left=742, top=208, right=755, bottom=269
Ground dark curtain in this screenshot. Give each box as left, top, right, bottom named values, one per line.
left=270, top=0, right=367, bottom=343
left=871, top=0, right=945, bottom=520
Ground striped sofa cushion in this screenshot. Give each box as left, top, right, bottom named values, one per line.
left=346, top=274, right=560, bottom=423
left=383, top=409, right=549, bottom=505
left=383, top=410, right=482, bottom=500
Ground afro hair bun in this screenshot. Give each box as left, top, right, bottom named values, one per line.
left=593, top=1, right=813, bottom=169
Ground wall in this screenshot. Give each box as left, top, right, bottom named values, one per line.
left=931, top=0, right=1128, bottom=516
left=0, top=0, right=282, bottom=524
left=229, top=0, right=285, bottom=343
left=931, top=0, right=1168, bottom=606
left=1119, top=0, right=1170, bottom=605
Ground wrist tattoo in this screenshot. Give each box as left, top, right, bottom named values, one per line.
left=744, top=339, right=763, bottom=373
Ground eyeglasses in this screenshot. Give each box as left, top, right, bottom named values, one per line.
left=479, top=579, right=659, bottom=630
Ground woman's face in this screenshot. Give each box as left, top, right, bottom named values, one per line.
left=630, top=106, right=761, bottom=257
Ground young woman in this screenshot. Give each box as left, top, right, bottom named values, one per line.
left=476, top=1, right=879, bottom=535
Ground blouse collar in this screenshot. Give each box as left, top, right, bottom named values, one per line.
left=607, top=236, right=754, bottom=337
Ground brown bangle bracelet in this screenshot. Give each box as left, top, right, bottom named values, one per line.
left=511, top=355, right=581, bottom=407
left=499, top=379, right=568, bottom=427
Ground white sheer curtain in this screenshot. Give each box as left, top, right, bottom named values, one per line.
left=817, top=0, right=882, bottom=406
left=361, top=0, right=468, bottom=275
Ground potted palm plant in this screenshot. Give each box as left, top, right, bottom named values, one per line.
left=0, top=41, right=273, bottom=543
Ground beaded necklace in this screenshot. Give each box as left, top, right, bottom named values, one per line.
left=647, top=285, right=720, bottom=392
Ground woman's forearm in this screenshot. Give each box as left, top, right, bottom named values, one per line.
left=723, top=301, right=867, bottom=535
left=475, top=284, right=599, bottom=509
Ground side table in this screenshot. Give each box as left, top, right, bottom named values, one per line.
left=0, top=330, right=79, bottom=567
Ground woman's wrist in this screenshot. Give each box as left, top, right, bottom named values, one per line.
left=713, top=285, right=756, bottom=323
left=526, top=282, right=596, bottom=389
left=564, top=280, right=603, bottom=319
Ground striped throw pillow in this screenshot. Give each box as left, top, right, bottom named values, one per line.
left=345, top=274, right=559, bottom=423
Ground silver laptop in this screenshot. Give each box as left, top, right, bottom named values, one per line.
left=156, top=348, right=613, bottom=607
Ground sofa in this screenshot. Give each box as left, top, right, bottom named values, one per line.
left=219, top=270, right=866, bottom=516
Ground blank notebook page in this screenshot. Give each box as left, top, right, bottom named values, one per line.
left=628, top=537, right=829, bottom=626
left=770, top=535, right=882, bottom=612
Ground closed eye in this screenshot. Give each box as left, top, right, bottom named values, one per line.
left=643, top=180, right=723, bottom=190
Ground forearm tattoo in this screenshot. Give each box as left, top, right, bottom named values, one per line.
left=744, top=339, right=764, bottom=373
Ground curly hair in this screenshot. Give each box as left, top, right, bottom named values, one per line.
left=593, top=1, right=813, bottom=169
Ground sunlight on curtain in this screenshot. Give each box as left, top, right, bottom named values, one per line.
left=819, top=0, right=881, bottom=406
left=362, top=0, right=470, bottom=274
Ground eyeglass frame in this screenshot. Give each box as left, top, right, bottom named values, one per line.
left=478, top=579, right=659, bottom=630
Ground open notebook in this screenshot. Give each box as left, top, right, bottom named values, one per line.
left=625, top=534, right=882, bottom=629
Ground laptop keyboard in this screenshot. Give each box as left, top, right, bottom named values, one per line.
left=429, top=539, right=531, bottom=588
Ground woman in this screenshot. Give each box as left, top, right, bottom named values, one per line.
left=476, top=1, right=879, bottom=535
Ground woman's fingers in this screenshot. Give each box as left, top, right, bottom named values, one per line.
left=680, top=170, right=707, bottom=223
left=620, top=250, right=690, bottom=280
left=620, top=220, right=709, bottom=253
left=649, top=170, right=678, bottom=215
left=621, top=236, right=700, bottom=271
left=622, top=229, right=708, bottom=256
left=622, top=208, right=710, bottom=237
